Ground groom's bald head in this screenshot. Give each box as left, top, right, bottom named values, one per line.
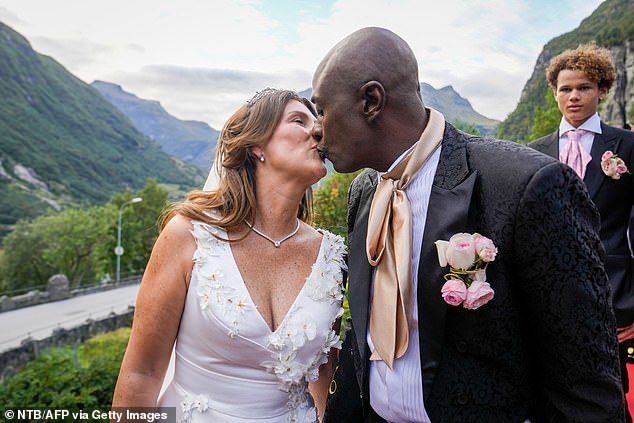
left=313, top=27, right=421, bottom=104
left=311, top=27, right=427, bottom=172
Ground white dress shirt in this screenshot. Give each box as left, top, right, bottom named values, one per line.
left=367, top=142, right=440, bottom=423
left=558, top=112, right=602, bottom=156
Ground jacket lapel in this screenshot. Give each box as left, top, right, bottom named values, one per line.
left=347, top=170, right=377, bottom=370
left=585, top=122, right=620, bottom=199
left=539, top=131, right=560, bottom=159
left=418, top=124, right=476, bottom=401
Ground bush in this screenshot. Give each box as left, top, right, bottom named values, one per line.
left=313, top=171, right=360, bottom=240
left=0, top=327, right=130, bottom=409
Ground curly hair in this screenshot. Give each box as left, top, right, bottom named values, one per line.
left=546, top=43, right=616, bottom=90
left=161, top=89, right=316, bottom=233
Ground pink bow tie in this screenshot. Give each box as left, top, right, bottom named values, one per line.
left=560, top=128, right=592, bottom=179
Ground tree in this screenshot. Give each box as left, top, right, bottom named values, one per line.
left=0, top=179, right=168, bottom=293
left=0, top=206, right=113, bottom=291
left=106, top=178, right=168, bottom=277
left=313, top=171, right=360, bottom=239
left=0, top=218, right=56, bottom=292
left=528, top=91, right=561, bottom=141
left=40, top=207, right=114, bottom=286
left=452, top=120, right=481, bottom=136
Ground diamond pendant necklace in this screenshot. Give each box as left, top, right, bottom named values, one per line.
left=245, top=219, right=300, bottom=248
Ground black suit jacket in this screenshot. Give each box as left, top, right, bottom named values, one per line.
left=529, top=123, right=634, bottom=327
left=325, top=123, right=624, bottom=422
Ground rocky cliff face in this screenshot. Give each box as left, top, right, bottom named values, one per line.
left=519, top=50, right=552, bottom=104
left=604, top=40, right=634, bottom=126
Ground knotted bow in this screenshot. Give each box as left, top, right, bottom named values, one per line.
left=560, top=128, right=592, bottom=179
left=366, top=108, right=444, bottom=369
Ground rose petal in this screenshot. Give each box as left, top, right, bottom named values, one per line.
left=435, top=240, right=450, bottom=267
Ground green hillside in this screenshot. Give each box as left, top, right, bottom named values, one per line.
left=91, top=80, right=218, bottom=171
left=0, top=21, right=205, bottom=231
left=496, top=0, right=634, bottom=142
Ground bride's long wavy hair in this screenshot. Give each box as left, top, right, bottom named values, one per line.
left=161, top=89, right=315, bottom=233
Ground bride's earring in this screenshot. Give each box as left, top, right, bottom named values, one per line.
left=259, top=154, right=265, bottom=162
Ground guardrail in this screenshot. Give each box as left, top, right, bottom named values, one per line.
left=0, top=273, right=143, bottom=313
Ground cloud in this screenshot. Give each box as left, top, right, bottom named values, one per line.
left=108, top=65, right=312, bottom=128
left=28, top=35, right=128, bottom=71
left=0, top=0, right=606, bottom=125
left=453, top=69, right=527, bottom=124
left=0, top=6, right=24, bottom=25
left=286, top=0, right=542, bottom=120
left=291, top=0, right=604, bottom=120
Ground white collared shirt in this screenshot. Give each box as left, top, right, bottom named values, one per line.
left=558, top=112, right=602, bottom=156
left=367, top=142, right=441, bottom=423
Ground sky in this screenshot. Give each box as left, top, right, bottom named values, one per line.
left=0, top=0, right=605, bottom=129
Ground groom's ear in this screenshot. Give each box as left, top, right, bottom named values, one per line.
left=359, top=81, right=385, bottom=123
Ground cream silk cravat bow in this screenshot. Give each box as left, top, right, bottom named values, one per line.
left=560, top=128, right=591, bottom=179
left=366, top=108, right=445, bottom=369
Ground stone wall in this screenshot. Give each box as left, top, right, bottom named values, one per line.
left=0, top=307, right=134, bottom=381
left=0, top=274, right=70, bottom=311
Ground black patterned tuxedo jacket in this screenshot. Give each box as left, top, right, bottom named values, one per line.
left=529, top=123, right=634, bottom=328
left=325, top=123, right=624, bottom=422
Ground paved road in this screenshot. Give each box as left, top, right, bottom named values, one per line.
left=0, top=283, right=140, bottom=351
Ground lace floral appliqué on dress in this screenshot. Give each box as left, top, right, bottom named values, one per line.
left=180, top=393, right=210, bottom=422
left=263, top=232, right=346, bottom=423
left=194, top=223, right=254, bottom=338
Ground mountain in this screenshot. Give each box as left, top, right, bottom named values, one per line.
left=300, top=84, right=500, bottom=135
left=496, top=0, right=634, bottom=142
left=91, top=81, right=218, bottom=171
left=419, top=83, right=499, bottom=134
left=0, top=20, right=205, bottom=232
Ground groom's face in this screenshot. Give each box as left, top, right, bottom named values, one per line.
left=311, top=75, right=367, bottom=173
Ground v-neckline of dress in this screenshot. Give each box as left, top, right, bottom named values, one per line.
left=226, top=229, right=327, bottom=335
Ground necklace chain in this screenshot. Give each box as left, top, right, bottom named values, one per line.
left=245, top=219, right=300, bottom=248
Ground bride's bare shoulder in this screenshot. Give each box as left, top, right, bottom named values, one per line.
left=158, top=213, right=196, bottom=246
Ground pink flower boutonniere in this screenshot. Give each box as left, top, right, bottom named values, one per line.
left=601, top=150, right=629, bottom=180
left=434, top=233, right=497, bottom=310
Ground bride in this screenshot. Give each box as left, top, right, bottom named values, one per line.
left=112, top=89, right=346, bottom=423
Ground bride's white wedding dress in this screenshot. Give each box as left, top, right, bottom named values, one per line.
left=158, top=221, right=346, bottom=423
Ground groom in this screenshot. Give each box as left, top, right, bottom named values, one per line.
left=311, top=27, right=624, bottom=422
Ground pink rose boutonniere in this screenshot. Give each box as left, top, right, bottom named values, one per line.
left=435, top=233, right=497, bottom=310
left=601, top=150, right=629, bottom=180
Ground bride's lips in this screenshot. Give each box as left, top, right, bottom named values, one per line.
left=316, top=147, right=327, bottom=161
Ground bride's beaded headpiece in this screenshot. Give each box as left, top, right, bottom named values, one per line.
left=246, top=88, right=278, bottom=107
